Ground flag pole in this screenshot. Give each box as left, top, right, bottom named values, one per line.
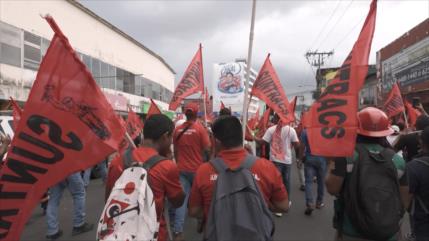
left=242, top=0, right=257, bottom=142
left=202, top=90, right=207, bottom=125
left=403, top=110, right=409, bottom=129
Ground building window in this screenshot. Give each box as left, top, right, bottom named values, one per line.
left=100, top=61, right=109, bottom=88
left=23, top=31, right=41, bottom=70
left=108, top=64, right=116, bottom=89
left=0, top=21, right=22, bottom=67
left=123, top=70, right=135, bottom=94
left=116, top=68, right=124, bottom=91
left=91, top=58, right=101, bottom=85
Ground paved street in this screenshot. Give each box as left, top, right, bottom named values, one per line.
left=21, top=164, right=409, bottom=241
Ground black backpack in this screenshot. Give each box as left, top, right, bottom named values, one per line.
left=342, top=144, right=404, bottom=241
left=204, top=155, right=275, bottom=241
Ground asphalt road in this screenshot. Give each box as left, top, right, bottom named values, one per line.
left=21, top=163, right=410, bottom=241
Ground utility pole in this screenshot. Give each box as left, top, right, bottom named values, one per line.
left=305, top=50, right=334, bottom=96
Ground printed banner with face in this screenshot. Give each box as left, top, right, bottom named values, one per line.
left=169, top=45, right=204, bottom=111
left=251, top=55, right=293, bottom=124
left=384, top=83, right=405, bottom=118
left=213, top=62, right=246, bottom=113
left=305, top=0, right=377, bottom=157
left=0, top=16, right=125, bottom=240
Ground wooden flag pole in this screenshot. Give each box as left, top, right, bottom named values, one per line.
left=125, top=132, right=137, bottom=149
left=403, top=110, right=409, bottom=130
left=242, top=0, right=257, bottom=142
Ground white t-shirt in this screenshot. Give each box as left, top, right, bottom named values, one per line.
left=262, top=125, right=299, bottom=164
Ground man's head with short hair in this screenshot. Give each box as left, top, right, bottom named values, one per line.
left=143, top=114, right=174, bottom=156
left=212, top=116, right=243, bottom=150
left=219, top=108, right=232, bottom=116
left=272, top=114, right=280, bottom=125
left=416, top=115, right=429, bottom=131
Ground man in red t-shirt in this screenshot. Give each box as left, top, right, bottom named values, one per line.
left=189, top=116, right=289, bottom=232
left=171, top=102, right=211, bottom=241
left=106, top=114, right=184, bottom=241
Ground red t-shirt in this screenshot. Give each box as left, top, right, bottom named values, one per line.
left=106, top=147, right=183, bottom=241
left=189, top=148, right=288, bottom=222
left=173, top=120, right=211, bottom=172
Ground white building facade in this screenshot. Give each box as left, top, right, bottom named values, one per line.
left=0, top=0, right=175, bottom=114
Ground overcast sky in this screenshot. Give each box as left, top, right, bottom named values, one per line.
left=81, top=0, right=428, bottom=95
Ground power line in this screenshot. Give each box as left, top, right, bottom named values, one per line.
left=331, top=17, right=364, bottom=50
left=316, top=0, right=355, bottom=51
left=308, top=0, right=342, bottom=50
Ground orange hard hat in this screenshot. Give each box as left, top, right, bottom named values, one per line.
left=357, top=107, right=394, bottom=137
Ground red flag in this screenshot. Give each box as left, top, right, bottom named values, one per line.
left=245, top=124, right=254, bottom=141
left=126, top=107, right=144, bottom=139
left=288, top=96, right=298, bottom=123
left=405, top=100, right=422, bottom=128
left=0, top=16, right=125, bottom=240
left=169, top=44, right=204, bottom=110
left=384, top=83, right=405, bottom=118
left=147, top=99, right=162, bottom=119
left=256, top=106, right=271, bottom=138
left=9, top=97, right=22, bottom=131
left=248, top=107, right=260, bottom=130
left=220, top=101, right=226, bottom=111
left=305, top=0, right=377, bottom=157
left=251, top=54, right=293, bottom=123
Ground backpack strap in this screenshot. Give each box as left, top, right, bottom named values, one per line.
left=175, top=122, right=194, bottom=142
left=210, top=158, right=228, bottom=174
left=240, top=155, right=258, bottom=169
left=141, top=155, right=167, bottom=172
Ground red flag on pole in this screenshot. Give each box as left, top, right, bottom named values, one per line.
left=169, top=44, right=204, bottom=111
left=126, top=107, right=144, bottom=139
left=251, top=54, right=293, bottom=123
left=288, top=96, right=298, bottom=123
left=305, top=0, right=377, bottom=157
left=248, top=107, right=260, bottom=130
left=404, top=100, right=422, bottom=128
left=9, top=97, right=22, bottom=131
left=0, top=16, right=126, bottom=240
left=383, top=83, right=405, bottom=118
left=256, top=106, right=271, bottom=138
left=220, top=101, right=226, bottom=111
left=147, top=99, right=162, bottom=119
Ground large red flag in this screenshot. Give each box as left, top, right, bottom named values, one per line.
left=405, top=100, right=422, bottom=128
left=384, top=83, right=405, bottom=118
left=169, top=44, right=204, bottom=110
left=147, top=99, right=162, bottom=119
left=9, top=97, right=22, bottom=131
left=305, top=0, right=377, bottom=157
left=251, top=54, right=293, bottom=123
left=126, top=107, right=144, bottom=139
left=0, top=16, right=125, bottom=240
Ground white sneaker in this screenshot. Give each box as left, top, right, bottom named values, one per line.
left=274, top=213, right=283, bottom=217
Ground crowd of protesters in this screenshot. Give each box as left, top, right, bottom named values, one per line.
left=1, top=102, right=429, bottom=241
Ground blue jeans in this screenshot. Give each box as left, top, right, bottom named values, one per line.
left=274, top=162, right=292, bottom=198
left=46, top=172, right=86, bottom=235
left=304, top=157, right=327, bottom=206
left=171, top=171, right=194, bottom=233
left=83, top=160, right=108, bottom=187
